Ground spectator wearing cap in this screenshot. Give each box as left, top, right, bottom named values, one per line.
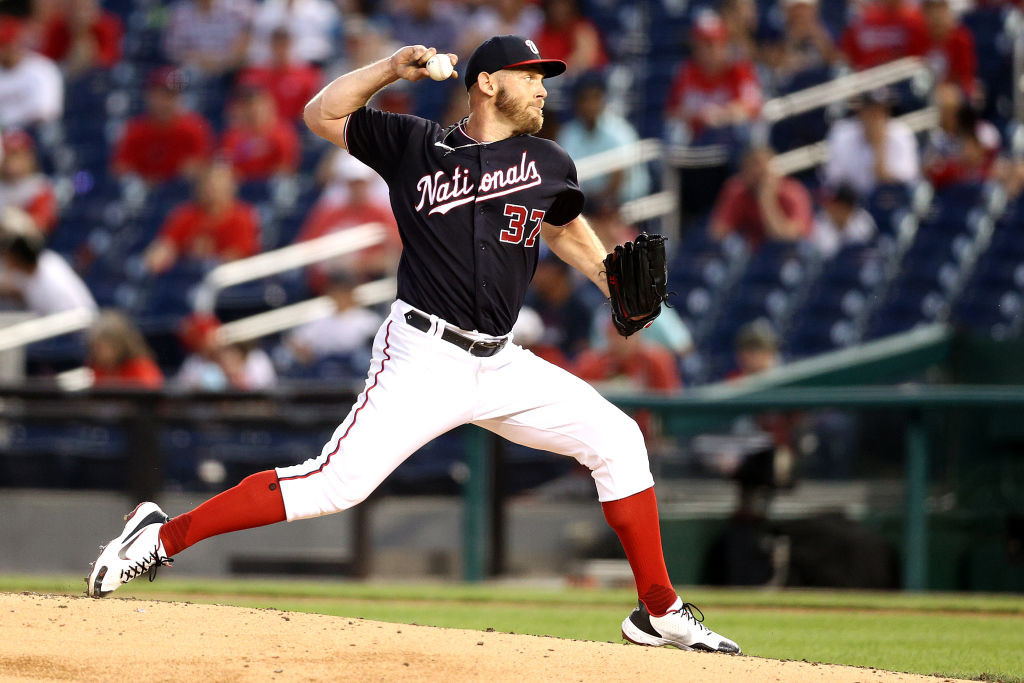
left=163, top=0, right=253, bottom=77
left=823, top=89, right=920, bottom=198
left=810, top=184, right=878, bottom=259
left=0, top=207, right=96, bottom=316
left=247, top=0, right=341, bottom=67
left=710, top=145, right=813, bottom=249
left=37, top=0, right=123, bottom=76
left=111, top=67, right=213, bottom=183
left=921, top=0, right=978, bottom=99
left=313, top=147, right=390, bottom=209
left=296, top=154, right=399, bottom=290
left=175, top=312, right=276, bottom=391
left=730, top=320, right=781, bottom=378
left=840, top=0, right=928, bottom=70
left=0, top=130, right=58, bottom=234
left=0, top=15, right=63, bottom=128
left=217, top=82, right=300, bottom=181
left=237, top=28, right=322, bottom=123
left=535, top=0, right=607, bottom=75
left=923, top=82, right=1001, bottom=190
left=557, top=73, right=649, bottom=208
left=87, top=310, right=164, bottom=388
left=664, top=12, right=762, bottom=146
left=761, top=0, right=837, bottom=90
left=143, top=162, right=260, bottom=274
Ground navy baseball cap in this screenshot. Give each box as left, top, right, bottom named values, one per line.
left=464, top=35, right=567, bottom=91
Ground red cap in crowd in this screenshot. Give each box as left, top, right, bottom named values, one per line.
left=0, top=15, right=25, bottom=45
left=2, top=129, right=35, bottom=153
left=147, top=66, right=188, bottom=93
left=179, top=313, right=222, bottom=353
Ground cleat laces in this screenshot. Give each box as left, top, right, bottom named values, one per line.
left=119, top=547, right=173, bottom=584
left=671, top=602, right=712, bottom=634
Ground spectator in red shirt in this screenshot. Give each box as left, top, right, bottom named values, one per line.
left=921, top=0, right=978, bottom=98
left=840, top=0, right=928, bottom=70
left=710, top=146, right=813, bottom=249
left=535, top=0, right=607, bottom=75
left=296, top=155, right=399, bottom=290
left=218, top=83, right=300, bottom=181
left=665, top=12, right=763, bottom=145
left=923, top=83, right=1000, bottom=189
left=0, top=130, right=58, bottom=234
left=37, top=0, right=123, bottom=75
left=236, top=27, right=321, bottom=123
left=112, top=67, right=213, bottom=183
left=87, top=310, right=164, bottom=389
left=574, top=321, right=682, bottom=394
left=144, top=162, right=260, bottom=274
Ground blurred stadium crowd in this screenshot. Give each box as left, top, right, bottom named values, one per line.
left=0, top=0, right=1021, bottom=394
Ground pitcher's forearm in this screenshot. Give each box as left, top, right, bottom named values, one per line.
left=306, top=58, right=398, bottom=123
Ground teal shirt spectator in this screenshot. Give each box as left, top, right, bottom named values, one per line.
left=558, top=111, right=651, bottom=205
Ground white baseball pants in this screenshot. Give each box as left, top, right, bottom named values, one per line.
left=277, top=300, right=654, bottom=520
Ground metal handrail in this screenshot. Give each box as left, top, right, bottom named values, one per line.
left=0, top=308, right=97, bottom=353
left=772, top=106, right=938, bottom=176
left=216, top=277, right=397, bottom=345
left=193, top=223, right=388, bottom=312
left=574, top=138, right=663, bottom=181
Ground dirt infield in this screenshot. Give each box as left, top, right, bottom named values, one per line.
left=0, top=593, right=967, bottom=682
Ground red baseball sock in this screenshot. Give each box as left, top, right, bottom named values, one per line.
left=601, top=487, right=678, bottom=616
left=159, top=470, right=286, bottom=557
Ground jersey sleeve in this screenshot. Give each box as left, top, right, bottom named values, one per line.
left=343, top=106, right=430, bottom=181
left=546, top=156, right=585, bottom=227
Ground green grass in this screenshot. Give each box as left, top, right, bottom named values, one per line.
left=4, top=575, right=1023, bottom=681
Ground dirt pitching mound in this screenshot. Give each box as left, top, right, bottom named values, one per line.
left=0, top=593, right=965, bottom=682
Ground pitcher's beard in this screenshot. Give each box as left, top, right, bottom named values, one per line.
left=496, top=88, right=543, bottom=136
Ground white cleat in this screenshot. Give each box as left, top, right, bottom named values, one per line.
left=621, top=597, right=741, bottom=654
left=86, top=502, right=172, bottom=598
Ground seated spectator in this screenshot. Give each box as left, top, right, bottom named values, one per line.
left=574, top=321, right=682, bottom=393
left=923, top=83, right=1000, bottom=190
left=665, top=12, right=762, bottom=146
left=761, top=0, right=837, bottom=90
left=525, top=256, right=593, bottom=360
left=112, top=67, right=213, bottom=183
left=0, top=16, right=63, bottom=128
left=86, top=310, right=164, bottom=388
left=461, top=0, right=543, bottom=58
left=175, top=313, right=276, bottom=391
left=710, top=146, right=813, bottom=249
left=297, top=156, right=398, bottom=289
left=0, top=207, right=97, bottom=315
left=37, top=0, right=123, bottom=76
left=248, top=0, right=341, bottom=66
left=163, top=0, right=252, bottom=77
left=921, top=0, right=978, bottom=98
left=144, top=162, right=260, bottom=274
left=284, top=273, right=382, bottom=367
left=535, top=0, right=607, bottom=76
left=218, top=83, right=299, bottom=181
left=823, top=89, right=920, bottom=198
left=810, top=184, right=878, bottom=259
left=730, top=319, right=781, bottom=378
left=720, top=0, right=759, bottom=62
left=314, top=147, right=390, bottom=209
left=511, top=305, right=569, bottom=368
left=557, top=73, right=649, bottom=207
left=0, top=130, right=57, bottom=234
left=237, top=28, right=321, bottom=123
left=840, top=0, right=927, bottom=70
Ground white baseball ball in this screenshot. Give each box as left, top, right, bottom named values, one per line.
left=425, top=53, right=453, bottom=81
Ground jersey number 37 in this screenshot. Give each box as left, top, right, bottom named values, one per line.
left=500, top=204, right=545, bottom=248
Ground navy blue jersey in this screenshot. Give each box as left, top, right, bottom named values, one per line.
left=343, top=107, right=584, bottom=336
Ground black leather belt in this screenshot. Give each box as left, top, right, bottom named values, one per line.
left=403, top=310, right=508, bottom=357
